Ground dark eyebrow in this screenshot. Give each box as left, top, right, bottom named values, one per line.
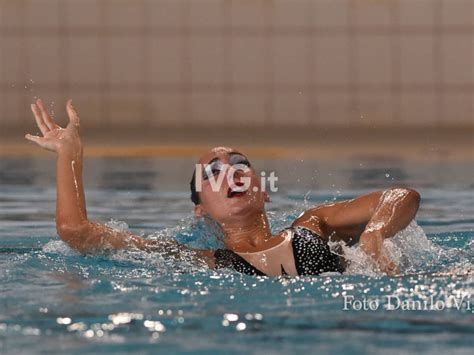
left=206, top=157, right=220, bottom=165
left=229, top=152, right=248, bottom=160
left=206, top=152, right=248, bottom=165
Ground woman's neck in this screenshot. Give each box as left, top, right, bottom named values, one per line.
left=222, top=213, right=273, bottom=251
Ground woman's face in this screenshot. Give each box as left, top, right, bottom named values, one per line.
left=193, top=147, right=269, bottom=226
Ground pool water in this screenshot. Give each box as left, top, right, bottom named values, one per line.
left=0, top=157, right=473, bottom=354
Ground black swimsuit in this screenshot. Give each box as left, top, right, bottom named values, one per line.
left=214, top=226, right=345, bottom=276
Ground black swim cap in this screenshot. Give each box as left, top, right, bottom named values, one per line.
left=190, top=170, right=200, bottom=205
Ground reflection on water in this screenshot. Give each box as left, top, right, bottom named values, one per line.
left=0, top=158, right=36, bottom=186
left=96, top=157, right=158, bottom=191
left=49, top=270, right=90, bottom=304
left=0, top=157, right=473, bottom=354
left=348, top=163, right=408, bottom=188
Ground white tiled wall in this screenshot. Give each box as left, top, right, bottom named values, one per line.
left=108, top=92, right=147, bottom=126
left=150, top=38, right=182, bottom=84
left=445, top=93, right=472, bottom=125
left=231, top=93, right=266, bottom=126
left=358, top=93, right=393, bottom=126
left=399, top=0, right=434, bottom=26
left=189, top=0, right=223, bottom=27
left=28, top=37, right=62, bottom=84
left=357, top=36, right=391, bottom=84
left=273, top=37, right=307, bottom=84
left=400, top=36, right=436, bottom=84
left=147, top=92, right=183, bottom=125
left=400, top=93, right=437, bottom=126
left=147, top=0, right=186, bottom=28
left=442, top=35, right=474, bottom=84
left=191, top=37, right=226, bottom=84
left=66, top=0, right=101, bottom=27
left=317, top=92, right=351, bottom=126
left=314, top=36, right=351, bottom=84
left=273, top=0, right=309, bottom=27
left=353, top=1, right=392, bottom=26
left=108, top=37, right=144, bottom=85
left=442, top=0, right=474, bottom=26
left=230, top=1, right=267, bottom=27
left=314, top=0, right=348, bottom=27
left=0, top=0, right=472, bottom=131
left=273, top=92, right=310, bottom=126
left=69, top=38, right=102, bottom=85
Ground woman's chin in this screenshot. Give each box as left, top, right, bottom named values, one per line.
left=226, top=199, right=263, bottom=218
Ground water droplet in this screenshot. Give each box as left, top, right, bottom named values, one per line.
left=236, top=322, right=246, bottom=331
left=223, top=313, right=238, bottom=322
left=56, top=317, right=72, bottom=325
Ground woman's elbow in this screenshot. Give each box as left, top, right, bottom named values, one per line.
left=57, top=222, right=80, bottom=239
left=405, top=188, right=421, bottom=210
left=56, top=222, right=90, bottom=252
left=392, top=187, right=420, bottom=216
left=381, top=187, right=420, bottom=219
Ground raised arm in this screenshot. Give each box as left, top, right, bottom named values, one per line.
left=292, top=188, right=420, bottom=274
left=25, top=99, right=199, bottom=257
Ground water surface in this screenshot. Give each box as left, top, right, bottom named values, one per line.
left=0, top=157, right=473, bottom=354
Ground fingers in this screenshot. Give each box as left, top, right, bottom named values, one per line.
left=36, top=99, right=57, bottom=131
left=25, top=133, right=56, bottom=152
left=24, top=133, right=43, bottom=145
left=30, top=103, right=49, bottom=135
left=66, top=99, right=80, bottom=127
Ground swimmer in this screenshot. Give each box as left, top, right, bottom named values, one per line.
left=25, top=99, right=421, bottom=276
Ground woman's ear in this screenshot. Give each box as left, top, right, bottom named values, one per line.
left=194, top=204, right=205, bottom=217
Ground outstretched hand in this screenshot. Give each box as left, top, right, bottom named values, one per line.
left=25, top=99, right=82, bottom=155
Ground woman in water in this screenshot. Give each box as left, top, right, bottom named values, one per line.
left=25, top=99, right=420, bottom=276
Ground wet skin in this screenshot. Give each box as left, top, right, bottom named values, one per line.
left=25, top=99, right=421, bottom=275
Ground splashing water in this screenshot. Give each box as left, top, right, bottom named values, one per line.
left=1, top=157, right=473, bottom=354
left=105, top=218, right=130, bottom=232
left=42, top=215, right=471, bottom=280
left=329, top=220, right=473, bottom=277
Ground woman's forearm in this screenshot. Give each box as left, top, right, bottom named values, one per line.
left=56, top=147, right=87, bottom=231
left=359, top=188, right=420, bottom=273
left=363, top=188, right=420, bottom=240
left=55, top=146, right=151, bottom=252
left=26, top=99, right=156, bottom=253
